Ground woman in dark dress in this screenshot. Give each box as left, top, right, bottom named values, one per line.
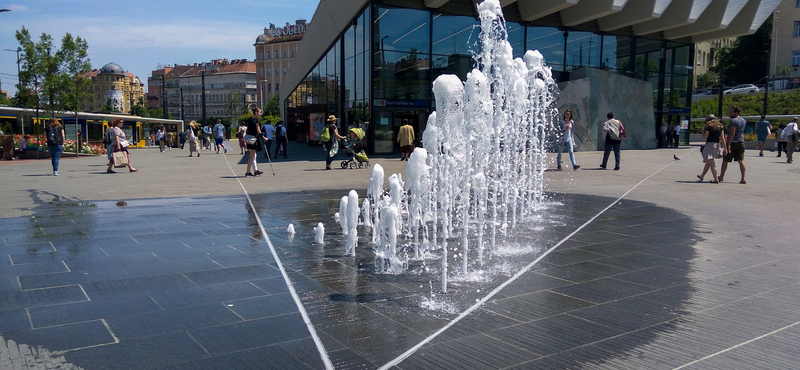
left=697, top=114, right=724, bottom=183
left=244, top=106, right=264, bottom=177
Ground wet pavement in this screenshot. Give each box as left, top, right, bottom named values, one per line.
left=1, top=142, right=799, bottom=369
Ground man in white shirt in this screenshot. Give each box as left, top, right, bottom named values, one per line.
left=780, top=117, right=799, bottom=164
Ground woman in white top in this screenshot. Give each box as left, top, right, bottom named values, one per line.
left=556, top=110, right=580, bottom=170
left=108, top=118, right=137, bottom=173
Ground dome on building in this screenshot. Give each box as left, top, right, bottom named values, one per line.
left=256, top=34, right=270, bottom=44
left=100, top=62, right=124, bottom=74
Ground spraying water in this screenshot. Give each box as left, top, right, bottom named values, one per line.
left=338, top=0, right=556, bottom=293
left=313, top=222, right=325, bottom=244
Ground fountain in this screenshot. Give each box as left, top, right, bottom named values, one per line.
left=338, top=0, right=557, bottom=293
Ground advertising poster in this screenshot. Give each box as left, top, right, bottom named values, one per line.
left=310, top=113, right=325, bottom=141
left=104, top=90, right=123, bottom=112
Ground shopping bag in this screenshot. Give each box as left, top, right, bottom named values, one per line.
left=113, top=151, right=128, bottom=167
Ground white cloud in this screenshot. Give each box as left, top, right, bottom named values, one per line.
left=7, top=4, right=29, bottom=11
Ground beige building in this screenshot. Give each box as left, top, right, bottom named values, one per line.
left=81, top=62, right=144, bottom=114
left=770, top=0, right=800, bottom=84
left=693, top=38, right=736, bottom=88
left=254, top=20, right=307, bottom=108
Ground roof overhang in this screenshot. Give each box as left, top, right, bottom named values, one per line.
left=281, top=0, right=779, bottom=104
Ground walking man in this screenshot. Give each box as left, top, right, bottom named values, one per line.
left=780, top=117, right=799, bottom=164
left=600, top=112, right=624, bottom=170
left=213, top=119, right=227, bottom=154
left=261, top=120, right=275, bottom=157
left=274, top=121, right=288, bottom=158
left=756, top=115, right=771, bottom=157
left=719, top=105, right=747, bottom=184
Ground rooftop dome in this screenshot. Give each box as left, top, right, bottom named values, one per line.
left=100, top=62, right=124, bottom=74
left=256, top=34, right=270, bottom=44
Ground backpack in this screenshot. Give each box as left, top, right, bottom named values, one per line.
left=320, top=127, right=330, bottom=142
left=276, top=125, right=285, bottom=139
left=103, top=128, right=114, bottom=145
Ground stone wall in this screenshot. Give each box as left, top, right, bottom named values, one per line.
left=557, top=67, right=657, bottom=150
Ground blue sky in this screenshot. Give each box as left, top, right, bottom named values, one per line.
left=0, top=0, right=318, bottom=96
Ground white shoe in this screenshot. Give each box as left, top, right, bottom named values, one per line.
left=54, top=171, right=58, bottom=176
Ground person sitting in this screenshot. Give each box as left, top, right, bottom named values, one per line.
left=15, top=135, right=29, bottom=158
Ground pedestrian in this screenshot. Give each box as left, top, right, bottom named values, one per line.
left=179, top=130, right=186, bottom=149
left=718, top=105, right=746, bottom=184
left=776, top=122, right=788, bottom=157
left=659, top=123, right=667, bottom=148
left=244, top=106, right=264, bottom=177
left=397, top=119, right=415, bottom=161
left=166, top=131, right=173, bottom=151
left=44, top=119, right=64, bottom=176
left=155, top=125, right=166, bottom=152
left=322, top=115, right=346, bottom=170
left=756, top=115, right=771, bottom=157
left=213, top=119, right=228, bottom=154
left=261, top=120, right=275, bottom=157
left=666, top=122, right=675, bottom=149
left=600, top=112, right=624, bottom=170
left=697, top=114, right=724, bottom=183
left=274, top=120, right=287, bottom=158
left=202, top=124, right=212, bottom=150
left=236, top=123, right=246, bottom=154
left=556, top=110, right=580, bottom=170
left=780, top=117, right=799, bottom=164
left=673, top=122, right=681, bottom=148
left=188, top=121, right=200, bottom=157
left=103, top=124, right=116, bottom=172
left=108, top=118, right=137, bottom=173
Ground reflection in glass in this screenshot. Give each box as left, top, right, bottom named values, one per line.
left=373, top=6, right=430, bottom=101
left=526, top=27, right=564, bottom=71
left=432, top=13, right=478, bottom=82
left=566, top=31, right=601, bottom=70
left=602, top=35, right=632, bottom=75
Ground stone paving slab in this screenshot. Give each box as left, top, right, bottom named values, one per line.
left=0, top=141, right=799, bottom=369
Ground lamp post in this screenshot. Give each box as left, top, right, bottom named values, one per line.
left=201, top=70, right=206, bottom=125
left=763, top=11, right=779, bottom=116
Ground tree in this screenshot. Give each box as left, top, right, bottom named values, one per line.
left=776, top=64, right=792, bottom=78
left=130, top=96, right=147, bottom=117
left=102, top=97, right=116, bottom=113
left=225, top=90, right=241, bottom=130
left=265, top=93, right=280, bottom=116
left=712, top=17, right=771, bottom=86
left=15, top=27, right=53, bottom=131
left=57, top=33, right=91, bottom=156
left=696, top=71, right=718, bottom=90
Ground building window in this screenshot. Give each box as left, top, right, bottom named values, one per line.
left=266, top=53, right=270, bottom=60
left=267, top=84, right=271, bottom=92
left=259, top=67, right=264, bottom=76
left=275, top=68, right=279, bottom=75
left=283, top=51, right=287, bottom=58
left=274, top=51, right=279, bottom=59
left=795, top=21, right=800, bottom=37
left=259, top=51, right=263, bottom=60
left=275, top=83, right=279, bottom=90
left=792, top=51, right=800, bottom=66
left=267, top=68, right=271, bottom=76
left=283, top=67, right=287, bottom=75
left=291, top=50, right=295, bottom=58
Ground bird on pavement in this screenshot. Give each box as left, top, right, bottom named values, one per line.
left=673, top=155, right=680, bottom=161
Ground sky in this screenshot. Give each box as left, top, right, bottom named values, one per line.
left=0, top=0, right=318, bottom=96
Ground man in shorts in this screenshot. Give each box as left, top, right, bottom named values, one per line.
left=213, top=119, right=227, bottom=154
left=719, top=105, right=747, bottom=184
left=756, top=115, right=771, bottom=157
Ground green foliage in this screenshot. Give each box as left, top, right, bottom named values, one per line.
left=265, top=93, right=280, bottom=116
left=101, top=97, right=116, bottom=113
left=776, top=64, right=792, bottom=77
left=712, top=18, right=771, bottom=85
left=696, top=71, right=718, bottom=90
left=691, top=89, right=800, bottom=132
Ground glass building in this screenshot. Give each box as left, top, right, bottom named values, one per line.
left=282, top=0, right=779, bottom=153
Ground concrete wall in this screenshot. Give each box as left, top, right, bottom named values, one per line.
left=557, top=67, right=658, bottom=151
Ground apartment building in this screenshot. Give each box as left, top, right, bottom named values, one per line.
left=80, top=62, right=145, bottom=114
left=254, top=20, right=307, bottom=108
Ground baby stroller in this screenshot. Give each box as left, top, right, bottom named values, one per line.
left=340, top=127, right=370, bottom=169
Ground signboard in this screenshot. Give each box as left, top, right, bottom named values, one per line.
left=104, top=90, right=123, bottom=112
left=268, top=22, right=307, bottom=37
left=310, top=113, right=325, bottom=141
left=373, top=99, right=429, bottom=108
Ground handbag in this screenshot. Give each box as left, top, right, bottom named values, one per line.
left=244, top=134, right=257, bottom=145
left=119, top=139, right=130, bottom=148
left=112, top=151, right=128, bottom=167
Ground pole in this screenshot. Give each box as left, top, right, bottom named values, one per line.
left=717, top=56, right=725, bottom=119
left=764, top=11, right=779, bottom=116
left=201, top=70, right=206, bottom=125
left=180, top=87, right=184, bottom=122
left=161, top=74, right=167, bottom=119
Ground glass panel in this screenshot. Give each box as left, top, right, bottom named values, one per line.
left=326, top=42, right=339, bottom=108
left=374, top=7, right=430, bottom=54
left=374, top=110, right=393, bottom=153
left=374, top=6, right=431, bottom=101
left=507, top=22, right=525, bottom=59
left=566, top=31, right=601, bottom=71
left=525, top=27, right=564, bottom=71
left=602, top=35, right=632, bottom=76
left=355, top=10, right=366, bottom=111
left=432, top=13, right=478, bottom=82
left=344, top=24, right=356, bottom=108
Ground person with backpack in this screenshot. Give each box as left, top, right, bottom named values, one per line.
left=273, top=120, right=288, bottom=159
left=103, top=124, right=116, bottom=172
left=600, top=111, right=625, bottom=171
left=321, top=115, right=346, bottom=170
left=44, top=119, right=65, bottom=176
left=261, top=120, right=275, bottom=157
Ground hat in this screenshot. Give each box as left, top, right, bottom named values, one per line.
left=704, top=114, right=716, bottom=122
left=327, top=115, right=337, bottom=122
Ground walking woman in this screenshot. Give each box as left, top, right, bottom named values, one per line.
left=697, top=114, right=724, bottom=183
left=155, top=125, right=166, bottom=152
left=556, top=110, right=580, bottom=170
left=323, top=115, right=346, bottom=170
left=188, top=121, right=200, bottom=157
left=107, top=118, right=138, bottom=173
left=44, top=119, right=65, bottom=176
left=244, top=106, right=264, bottom=177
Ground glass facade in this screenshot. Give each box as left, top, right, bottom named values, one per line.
left=287, top=2, right=694, bottom=153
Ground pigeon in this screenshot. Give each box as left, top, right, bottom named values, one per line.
left=673, top=155, right=680, bottom=161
